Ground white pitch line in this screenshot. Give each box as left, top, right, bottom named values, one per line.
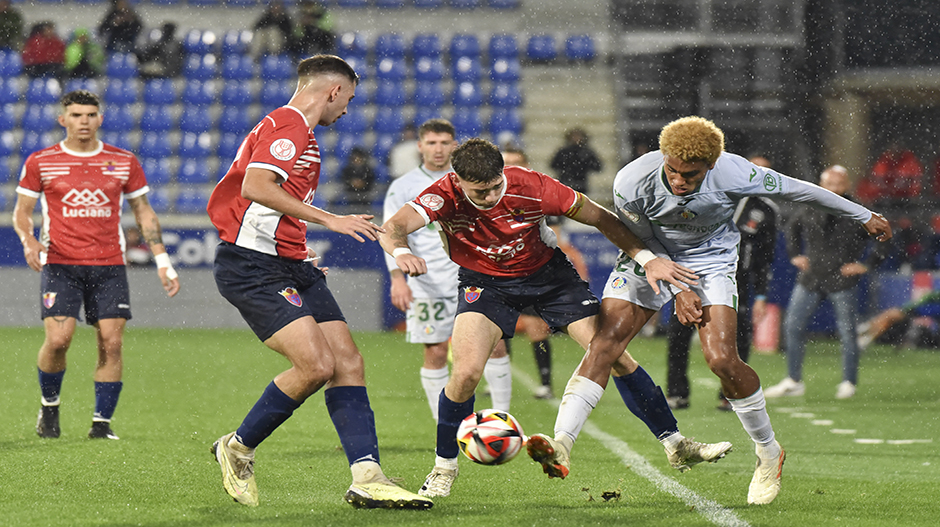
left=513, top=367, right=751, bottom=527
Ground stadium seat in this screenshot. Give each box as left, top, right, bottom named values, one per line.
left=452, top=82, right=483, bottom=107
left=0, top=77, right=22, bottom=105
left=100, top=131, right=135, bottom=151
left=412, top=106, right=442, bottom=129
left=336, top=0, right=369, bottom=6
left=0, top=130, right=14, bottom=158
left=221, top=29, right=253, bottom=56
left=373, top=80, right=407, bottom=107
left=20, top=104, right=57, bottom=132
left=178, top=105, right=213, bottom=134
left=375, top=33, right=406, bottom=59
left=0, top=104, right=16, bottom=131
left=258, top=80, right=294, bottom=108
left=25, top=78, right=62, bottom=105
left=450, top=107, right=482, bottom=139
left=344, top=56, right=368, bottom=81
left=412, top=34, right=442, bottom=59
left=138, top=132, right=174, bottom=159
left=451, top=56, right=482, bottom=83
left=0, top=187, right=7, bottom=210
left=216, top=159, right=233, bottom=181
left=139, top=105, right=175, bottom=133
left=450, top=33, right=481, bottom=59
left=373, top=107, right=404, bottom=135
left=259, top=54, right=293, bottom=81
left=375, top=0, right=405, bottom=7
left=489, top=82, right=522, bottom=107
left=142, top=79, right=177, bottom=105
left=0, top=49, right=23, bottom=77
left=176, top=158, right=211, bottom=185
left=183, top=29, right=219, bottom=55
left=174, top=186, right=210, bottom=214
left=337, top=32, right=368, bottom=60
left=220, top=80, right=255, bottom=106
left=487, top=0, right=520, bottom=8
left=414, top=56, right=445, bottom=82
left=490, top=58, right=521, bottom=82
left=140, top=157, right=173, bottom=186
left=488, top=34, right=519, bottom=61
left=488, top=107, right=523, bottom=136
left=149, top=0, right=184, bottom=5
left=527, top=34, right=557, bottom=62
left=100, top=104, right=136, bottom=133
left=216, top=132, right=243, bottom=161
left=413, top=81, right=445, bottom=109
left=565, top=34, right=596, bottom=62
left=375, top=57, right=408, bottom=82
left=103, top=79, right=139, bottom=105
left=333, top=109, right=367, bottom=135
left=217, top=106, right=252, bottom=135
left=65, top=78, right=100, bottom=94
left=372, top=133, right=396, bottom=164
left=106, top=53, right=139, bottom=79
left=183, top=53, right=219, bottom=81
left=221, top=54, right=255, bottom=81
left=414, top=0, right=444, bottom=8
left=147, top=187, right=171, bottom=213
left=181, top=80, right=217, bottom=106
left=178, top=132, right=212, bottom=160
left=449, top=0, right=481, bottom=9
left=189, top=0, right=222, bottom=6
left=333, top=133, right=361, bottom=165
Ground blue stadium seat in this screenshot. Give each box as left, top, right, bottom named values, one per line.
left=412, top=34, right=442, bottom=59
left=373, top=80, right=407, bottom=107
left=176, top=158, right=211, bottom=185
left=373, top=107, right=404, bottom=135
left=20, top=131, right=53, bottom=158
left=25, top=78, right=62, bottom=105
left=0, top=49, right=23, bottom=77
left=414, top=57, right=444, bottom=82
left=178, top=105, right=212, bottom=134
left=190, top=0, right=223, bottom=7
left=100, top=104, right=136, bottom=133
left=0, top=187, right=8, bottom=210
left=565, top=34, right=596, bottom=62
left=221, top=55, right=255, bottom=81
left=216, top=159, right=233, bottom=181
left=100, top=130, right=135, bottom=151
left=344, top=56, right=368, bottom=81
left=174, top=186, right=210, bottom=213
left=20, top=104, right=57, bottom=132
left=333, top=110, right=367, bottom=135
left=181, top=80, right=217, bottom=106
left=106, top=53, right=139, bottom=79
left=183, top=54, right=219, bottom=81
left=0, top=131, right=15, bottom=158
left=0, top=78, right=22, bottom=105
left=333, top=133, right=360, bottom=165
left=147, top=187, right=171, bottom=213
left=183, top=29, right=219, bottom=55
left=487, top=0, right=520, bottom=8
left=65, top=78, right=100, bottom=94
left=490, top=58, right=520, bottom=82
left=375, top=0, right=405, bottom=7
left=413, top=106, right=442, bottom=129
left=451, top=56, right=482, bottom=83
left=414, top=0, right=444, bottom=7
left=0, top=104, right=16, bottom=131
left=373, top=162, right=390, bottom=185
left=259, top=54, right=293, bottom=81
left=142, top=79, right=177, bottom=105
left=413, top=81, right=445, bottom=109
left=375, top=33, right=406, bottom=59
left=488, top=34, right=519, bottom=61
left=337, top=32, right=368, bottom=60
left=449, top=0, right=481, bottom=8
left=221, top=80, right=255, bottom=106
left=450, top=107, right=482, bottom=139
left=452, top=82, right=483, bottom=107
left=336, top=0, right=368, bottom=6
left=103, top=79, right=139, bottom=105
left=221, top=29, right=253, bottom=56
left=139, top=105, right=174, bottom=133
left=450, top=34, right=481, bottom=59
left=217, top=106, right=252, bottom=135
left=375, top=57, right=407, bottom=82
left=149, top=0, right=184, bottom=4
left=489, top=82, right=522, bottom=107
left=178, top=132, right=212, bottom=160
left=138, top=132, right=174, bottom=159
left=258, top=80, right=294, bottom=108
left=140, top=157, right=173, bottom=186
left=527, top=34, right=557, bottom=62
left=371, top=134, right=395, bottom=164
left=216, top=132, right=243, bottom=160
left=488, top=107, right=523, bottom=136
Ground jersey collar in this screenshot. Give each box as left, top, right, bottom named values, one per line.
left=59, top=140, right=103, bottom=157
left=419, top=165, right=451, bottom=181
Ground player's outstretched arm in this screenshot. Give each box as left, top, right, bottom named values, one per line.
left=864, top=212, right=892, bottom=242
left=128, top=194, right=180, bottom=297
left=379, top=205, right=428, bottom=277
left=12, top=194, right=45, bottom=272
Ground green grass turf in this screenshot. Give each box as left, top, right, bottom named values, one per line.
left=1, top=326, right=938, bottom=526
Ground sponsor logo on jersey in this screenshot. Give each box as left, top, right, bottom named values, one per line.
left=423, top=324, right=436, bottom=335
left=270, top=139, right=297, bottom=161
left=464, top=286, right=483, bottom=303
left=610, top=277, right=627, bottom=289
left=278, top=287, right=303, bottom=307
left=763, top=174, right=779, bottom=192
left=680, top=209, right=697, bottom=220
left=43, top=292, right=57, bottom=309
left=61, top=188, right=112, bottom=218
left=420, top=193, right=445, bottom=211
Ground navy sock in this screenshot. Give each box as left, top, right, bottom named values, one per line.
left=436, top=391, right=475, bottom=459
left=533, top=340, right=552, bottom=386
left=93, top=381, right=123, bottom=421
left=612, top=366, right=678, bottom=439
left=236, top=381, right=302, bottom=449
left=325, top=386, right=380, bottom=466
left=38, top=368, right=65, bottom=402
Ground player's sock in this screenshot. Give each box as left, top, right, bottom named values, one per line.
left=236, top=381, right=302, bottom=449
left=38, top=367, right=65, bottom=406
left=533, top=340, right=552, bottom=387
left=92, top=381, right=123, bottom=421
left=483, top=356, right=512, bottom=411
left=728, top=387, right=776, bottom=449
left=436, top=391, right=475, bottom=459
left=325, top=386, right=381, bottom=466
left=553, top=375, right=604, bottom=444
left=612, top=366, right=679, bottom=439
left=420, top=366, right=449, bottom=421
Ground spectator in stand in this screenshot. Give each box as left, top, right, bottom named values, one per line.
left=550, top=127, right=602, bottom=194
left=98, top=0, right=143, bottom=54
left=64, top=28, right=105, bottom=79
left=337, top=146, right=377, bottom=207
left=137, top=22, right=183, bottom=79
left=388, top=124, right=421, bottom=179
left=22, top=21, right=65, bottom=79
left=251, top=0, right=293, bottom=58
left=856, top=141, right=923, bottom=210
left=289, top=0, right=336, bottom=58
left=0, top=0, right=24, bottom=51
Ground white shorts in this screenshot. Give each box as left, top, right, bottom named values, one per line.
left=601, top=253, right=739, bottom=312
left=406, top=296, right=457, bottom=344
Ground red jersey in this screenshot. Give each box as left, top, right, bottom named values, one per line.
left=409, top=166, right=578, bottom=277
left=207, top=106, right=321, bottom=260
left=16, top=141, right=149, bottom=266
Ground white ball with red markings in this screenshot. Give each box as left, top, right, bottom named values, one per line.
left=456, top=409, right=525, bottom=465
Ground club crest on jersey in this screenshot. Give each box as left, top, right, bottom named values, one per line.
left=511, top=208, right=525, bottom=222
left=278, top=287, right=303, bottom=307
left=420, top=193, right=444, bottom=211
left=43, top=292, right=57, bottom=309
left=680, top=209, right=697, bottom=220
left=102, top=161, right=116, bottom=172
left=270, top=138, right=297, bottom=161
left=464, top=286, right=483, bottom=303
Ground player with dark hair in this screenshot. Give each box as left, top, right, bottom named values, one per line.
left=14, top=89, right=180, bottom=441
left=207, top=54, right=431, bottom=510
left=526, top=116, right=892, bottom=505
left=381, top=138, right=727, bottom=500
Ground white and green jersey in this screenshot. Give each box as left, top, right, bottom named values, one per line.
left=613, top=151, right=873, bottom=274
left=383, top=165, right=458, bottom=298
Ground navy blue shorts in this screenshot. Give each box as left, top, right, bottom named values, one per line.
left=40, top=264, right=132, bottom=325
left=213, top=242, right=346, bottom=342
left=456, top=248, right=599, bottom=338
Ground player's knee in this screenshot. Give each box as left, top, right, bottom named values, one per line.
left=42, top=334, right=73, bottom=355
left=704, top=354, right=738, bottom=380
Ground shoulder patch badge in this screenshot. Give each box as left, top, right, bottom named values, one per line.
left=420, top=193, right=445, bottom=211
left=270, top=138, right=297, bottom=161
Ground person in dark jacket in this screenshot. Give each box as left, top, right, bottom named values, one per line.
left=251, top=0, right=292, bottom=58
left=765, top=165, right=887, bottom=400
left=98, top=0, right=143, bottom=53
left=136, top=22, right=182, bottom=79
left=549, top=127, right=601, bottom=194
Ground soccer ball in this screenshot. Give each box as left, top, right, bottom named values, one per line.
left=456, top=409, right=525, bottom=465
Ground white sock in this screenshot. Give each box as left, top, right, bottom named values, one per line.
left=41, top=396, right=60, bottom=406
left=659, top=431, right=686, bottom=453
left=554, top=375, right=604, bottom=445
left=420, top=366, right=449, bottom=422
left=435, top=455, right=459, bottom=470
left=728, top=387, right=777, bottom=451
left=483, top=356, right=512, bottom=411
left=350, top=460, right=386, bottom=485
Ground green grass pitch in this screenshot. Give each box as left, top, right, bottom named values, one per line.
left=1, top=326, right=938, bottom=526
